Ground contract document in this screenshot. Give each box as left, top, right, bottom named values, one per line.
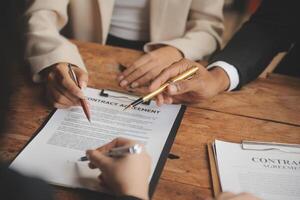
left=213, top=140, right=300, bottom=200
left=10, top=88, right=185, bottom=193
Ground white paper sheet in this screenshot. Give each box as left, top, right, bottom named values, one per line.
left=214, top=140, right=300, bottom=200
left=10, top=88, right=183, bottom=192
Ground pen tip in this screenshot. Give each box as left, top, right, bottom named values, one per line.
left=78, top=156, right=89, bottom=161
left=123, top=105, right=133, bottom=111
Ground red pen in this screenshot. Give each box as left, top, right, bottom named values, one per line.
left=68, top=64, right=91, bottom=122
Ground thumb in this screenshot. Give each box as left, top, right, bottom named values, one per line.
left=167, top=79, right=197, bottom=95
left=73, top=67, right=88, bottom=89
left=86, top=150, right=111, bottom=170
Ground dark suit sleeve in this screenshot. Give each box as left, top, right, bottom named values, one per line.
left=209, top=0, right=299, bottom=89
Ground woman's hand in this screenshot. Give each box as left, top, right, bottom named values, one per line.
left=86, top=138, right=151, bottom=200
left=117, top=46, right=183, bottom=89
left=43, top=63, right=88, bottom=108
left=146, top=59, right=230, bottom=106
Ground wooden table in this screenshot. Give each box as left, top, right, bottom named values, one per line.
left=1, top=40, right=300, bottom=200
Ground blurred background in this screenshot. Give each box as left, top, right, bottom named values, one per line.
left=0, top=0, right=261, bottom=53
left=3, top=0, right=281, bottom=79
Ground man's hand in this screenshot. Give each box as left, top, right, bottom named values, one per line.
left=117, top=46, right=183, bottom=89
left=86, top=138, right=151, bottom=200
left=44, top=63, right=88, bottom=108
left=143, top=58, right=230, bottom=106
left=209, top=192, right=261, bottom=200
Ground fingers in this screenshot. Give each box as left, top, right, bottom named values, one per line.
left=166, top=78, right=199, bottom=96
left=118, top=47, right=182, bottom=88
left=164, top=95, right=173, bottom=104
left=46, top=63, right=88, bottom=108
left=47, top=83, right=78, bottom=107
left=149, top=59, right=191, bottom=92
left=94, top=137, right=138, bottom=156
left=118, top=54, right=151, bottom=84
left=58, top=65, right=86, bottom=99
left=49, top=73, right=82, bottom=103
left=72, top=66, right=88, bottom=89
left=96, top=137, right=138, bottom=152
left=130, top=67, right=162, bottom=89
left=129, top=86, right=151, bottom=95
left=155, top=93, right=173, bottom=106
left=46, top=88, right=69, bottom=109
left=114, top=137, right=138, bottom=147
left=93, top=139, right=120, bottom=153
left=118, top=47, right=183, bottom=90
left=120, top=61, right=155, bottom=88
left=88, top=162, right=97, bottom=169
left=98, top=174, right=109, bottom=189
left=86, top=137, right=140, bottom=170
left=86, top=149, right=111, bottom=170
left=155, top=94, right=164, bottom=106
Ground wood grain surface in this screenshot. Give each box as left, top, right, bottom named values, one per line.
left=1, top=40, right=299, bottom=200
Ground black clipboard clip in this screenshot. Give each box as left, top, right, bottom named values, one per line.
left=99, top=89, right=151, bottom=106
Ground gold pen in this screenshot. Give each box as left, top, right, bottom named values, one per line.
left=123, top=66, right=199, bottom=110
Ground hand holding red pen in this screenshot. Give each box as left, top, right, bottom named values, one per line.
left=44, top=62, right=88, bottom=109
left=67, top=64, right=91, bottom=122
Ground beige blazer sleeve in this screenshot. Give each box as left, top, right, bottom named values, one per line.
left=25, top=0, right=86, bottom=82
left=145, top=0, right=224, bottom=61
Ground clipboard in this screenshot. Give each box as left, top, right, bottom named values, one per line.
left=207, top=140, right=300, bottom=197
left=10, top=88, right=186, bottom=198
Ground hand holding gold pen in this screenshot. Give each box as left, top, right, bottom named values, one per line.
left=124, top=66, right=199, bottom=110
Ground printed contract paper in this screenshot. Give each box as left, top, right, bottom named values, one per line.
left=213, top=140, right=300, bottom=200
left=10, top=88, right=183, bottom=192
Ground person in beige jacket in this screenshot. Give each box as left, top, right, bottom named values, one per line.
left=25, top=0, right=224, bottom=108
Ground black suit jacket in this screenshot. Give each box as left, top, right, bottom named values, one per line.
left=210, top=0, right=300, bottom=89
left=0, top=163, right=141, bottom=200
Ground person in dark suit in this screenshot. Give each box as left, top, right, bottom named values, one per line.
left=209, top=0, right=299, bottom=89
left=144, top=0, right=299, bottom=105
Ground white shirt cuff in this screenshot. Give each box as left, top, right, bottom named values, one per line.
left=207, top=61, right=240, bottom=91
